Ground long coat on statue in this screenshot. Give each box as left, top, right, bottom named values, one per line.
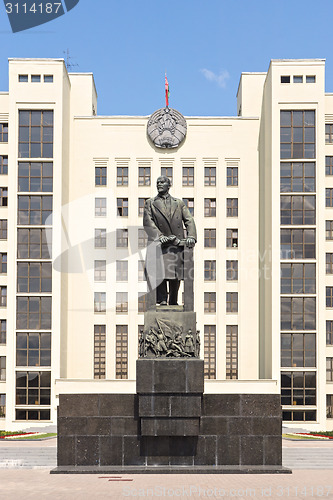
left=143, top=196, right=197, bottom=283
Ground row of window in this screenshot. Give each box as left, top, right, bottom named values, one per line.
left=281, top=75, right=316, bottom=84
left=18, top=74, right=53, bottom=83
left=97, top=166, right=239, bottom=187
left=93, top=291, right=238, bottom=314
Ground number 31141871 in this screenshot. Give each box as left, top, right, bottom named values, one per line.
left=5, top=3, right=62, bottom=14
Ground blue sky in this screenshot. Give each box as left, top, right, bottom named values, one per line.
left=0, top=0, right=332, bottom=116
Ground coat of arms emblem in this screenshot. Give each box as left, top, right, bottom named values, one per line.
left=147, top=107, right=187, bottom=149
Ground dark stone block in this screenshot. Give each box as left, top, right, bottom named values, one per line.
left=99, top=436, right=123, bottom=466
left=186, top=360, right=204, bottom=393
left=169, top=437, right=197, bottom=457
left=154, top=360, right=187, bottom=393
left=170, top=395, right=202, bottom=417
left=194, top=436, right=216, bottom=465
left=59, top=394, right=100, bottom=417
left=203, top=394, right=240, bottom=416
left=99, top=394, right=137, bottom=417
left=139, top=395, right=170, bottom=417
left=240, top=395, right=281, bottom=418
left=143, top=436, right=170, bottom=457
left=85, top=417, right=112, bottom=436
left=142, top=418, right=200, bottom=436
left=136, top=360, right=154, bottom=393
left=58, top=417, right=87, bottom=436
left=57, top=436, right=76, bottom=466
left=228, top=417, right=253, bottom=436
left=76, top=436, right=99, bottom=466
left=200, top=417, right=228, bottom=435
left=240, top=436, right=264, bottom=466
left=217, top=436, right=241, bottom=466
left=264, top=436, right=282, bottom=466
left=111, top=417, right=139, bottom=436
left=252, top=417, right=282, bottom=436
left=123, top=436, right=145, bottom=466
left=146, top=455, right=170, bottom=466
left=169, top=455, right=194, bottom=466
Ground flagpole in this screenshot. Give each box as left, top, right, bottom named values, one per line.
left=165, top=73, right=169, bottom=108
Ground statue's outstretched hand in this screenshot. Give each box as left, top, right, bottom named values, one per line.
left=159, top=235, right=169, bottom=244
left=186, top=237, right=196, bottom=248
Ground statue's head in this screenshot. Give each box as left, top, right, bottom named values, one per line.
left=156, top=176, right=171, bottom=195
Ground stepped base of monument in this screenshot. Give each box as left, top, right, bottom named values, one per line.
left=51, top=465, right=291, bottom=475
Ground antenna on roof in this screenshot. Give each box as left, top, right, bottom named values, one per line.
left=63, top=49, right=79, bottom=71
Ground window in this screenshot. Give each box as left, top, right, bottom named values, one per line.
left=204, top=260, right=216, bottom=281
left=204, top=325, right=216, bottom=379
left=0, top=357, right=5, bottom=380
left=280, top=110, right=315, bottom=159
left=138, top=293, right=147, bottom=313
left=117, top=166, right=128, bottom=186
left=281, top=333, right=316, bottom=368
left=205, top=166, right=216, bottom=186
left=182, top=166, right=194, bottom=186
left=281, top=297, right=316, bottom=330
left=95, top=166, right=107, bottom=186
left=138, top=198, right=148, bottom=217
left=116, top=260, right=128, bottom=281
left=116, top=292, right=128, bottom=313
left=0, top=187, right=8, bottom=207
left=95, top=198, right=106, bottom=217
left=281, top=195, right=315, bottom=225
left=0, top=287, right=6, bottom=307
left=116, top=325, right=128, bottom=379
left=0, top=156, right=8, bottom=175
left=117, top=198, right=128, bottom=217
left=204, top=229, right=216, bottom=248
left=117, top=229, right=128, bottom=248
left=281, top=76, right=290, bottom=83
left=161, top=167, right=173, bottom=185
left=138, top=228, right=147, bottom=248
left=183, top=198, right=194, bottom=216
left=0, top=253, right=6, bottom=274
left=138, top=166, right=150, bottom=186
left=18, top=111, right=53, bottom=158
left=204, top=198, right=216, bottom=217
left=16, top=409, right=50, bottom=421
left=0, top=394, right=5, bottom=418
left=226, top=326, right=238, bottom=379
left=138, top=260, right=146, bottom=281
left=327, top=221, right=333, bottom=240
left=0, top=123, right=8, bottom=142
left=327, top=321, right=333, bottom=345
left=17, top=228, right=51, bottom=259
left=281, top=371, right=316, bottom=406
left=94, top=228, right=106, bottom=248
left=16, top=333, right=51, bottom=367
left=94, top=292, right=106, bottom=313
left=227, top=167, right=238, bottom=186
left=226, top=229, right=238, bottom=248
left=326, top=124, right=333, bottom=144
left=327, top=358, right=333, bottom=382
left=327, top=287, right=333, bottom=308
left=226, top=198, right=238, bottom=217
left=94, top=260, right=106, bottom=282
left=16, top=371, right=51, bottom=405
left=0, top=320, right=6, bottom=344
left=327, top=254, right=333, bottom=274
left=18, top=162, right=53, bottom=192
left=282, top=410, right=316, bottom=422
left=204, top=292, right=216, bottom=313
left=281, top=263, right=316, bottom=294
left=327, top=189, right=333, bottom=209
left=326, top=157, right=333, bottom=176
left=31, top=75, right=41, bottom=83
left=0, top=220, right=7, bottom=240
left=19, top=75, right=28, bottom=82
left=16, top=297, right=52, bottom=329
left=226, top=292, right=238, bottom=313
left=17, top=262, right=52, bottom=293
left=327, top=396, right=333, bottom=419
left=280, top=162, right=315, bottom=193
left=94, top=325, right=106, bottom=379
left=280, top=229, right=315, bottom=259
left=226, top=260, right=238, bottom=281
left=18, top=195, right=52, bottom=225
left=44, top=75, right=53, bottom=83
left=293, top=76, right=303, bottom=83
left=306, top=75, right=316, bottom=83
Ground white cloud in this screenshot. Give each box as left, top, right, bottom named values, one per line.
left=200, top=68, right=230, bottom=88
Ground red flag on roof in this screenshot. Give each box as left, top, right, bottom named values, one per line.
left=165, top=74, right=170, bottom=107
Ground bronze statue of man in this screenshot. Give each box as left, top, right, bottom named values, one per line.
left=143, top=176, right=196, bottom=305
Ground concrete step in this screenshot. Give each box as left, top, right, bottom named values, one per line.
left=0, top=447, right=57, bottom=469
left=283, top=448, right=333, bottom=469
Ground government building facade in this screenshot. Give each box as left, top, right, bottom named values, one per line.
left=0, top=57, right=332, bottom=431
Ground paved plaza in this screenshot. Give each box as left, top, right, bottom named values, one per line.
left=0, top=438, right=333, bottom=498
